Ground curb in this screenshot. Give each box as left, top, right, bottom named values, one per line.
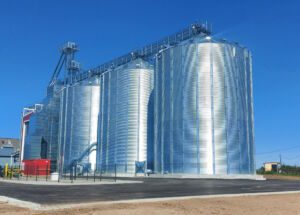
left=2, top=190, right=300, bottom=211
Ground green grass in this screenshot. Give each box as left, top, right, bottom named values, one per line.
left=260, top=172, right=300, bottom=177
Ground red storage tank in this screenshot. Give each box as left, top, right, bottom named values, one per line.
left=23, top=159, right=51, bottom=176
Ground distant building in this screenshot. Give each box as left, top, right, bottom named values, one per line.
left=0, top=138, right=20, bottom=151
left=0, top=138, right=20, bottom=167
left=0, top=146, right=14, bottom=167
left=264, top=162, right=280, bottom=172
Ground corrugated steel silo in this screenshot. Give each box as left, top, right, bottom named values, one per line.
left=45, top=84, right=62, bottom=164
left=154, top=37, right=255, bottom=175
left=59, top=78, right=100, bottom=172
left=23, top=105, right=47, bottom=160
left=23, top=83, right=61, bottom=162
left=97, top=58, right=154, bottom=174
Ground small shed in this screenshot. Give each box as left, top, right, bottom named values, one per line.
left=264, top=162, right=280, bottom=172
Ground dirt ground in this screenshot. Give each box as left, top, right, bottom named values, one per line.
left=263, top=174, right=300, bottom=180
left=2, top=193, right=300, bottom=215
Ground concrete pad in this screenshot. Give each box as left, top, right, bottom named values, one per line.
left=2, top=190, right=300, bottom=211
left=147, top=174, right=265, bottom=180
left=0, top=196, right=41, bottom=210
left=0, top=178, right=142, bottom=186
left=1, top=177, right=298, bottom=206
left=107, top=173, right=265, bottom=180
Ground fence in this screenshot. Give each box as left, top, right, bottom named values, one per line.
left=0, top=162, right=155, bottom=182
left=0, top=163, right=119, bottom=183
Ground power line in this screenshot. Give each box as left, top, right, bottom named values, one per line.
left=256, top=145, right=300, bottom=155
left=283, top=153, right=300, bottom=160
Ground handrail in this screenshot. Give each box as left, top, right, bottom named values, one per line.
left=66, top=22, right=211, bottom=85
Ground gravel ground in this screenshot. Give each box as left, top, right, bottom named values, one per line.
left=2, top=193, right=300, bottom=215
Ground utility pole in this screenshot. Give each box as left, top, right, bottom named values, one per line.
left=279, top=154, right=282, bottom=173
left=280, top=154, right=282, bottom=164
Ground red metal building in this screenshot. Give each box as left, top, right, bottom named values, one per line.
left=23, top=159, right=51, bottom=176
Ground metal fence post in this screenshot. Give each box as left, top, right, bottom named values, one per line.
left=10, top=166, right=13, bottom=179
left=115, top=164, right=117, bottom=182
left=30, top=165, right=32, bottom=179
left=46, top=163, right=48, bottom=182
left=69, top=166, right=72, bottom=180
left=35, top=165, right=38, bottom=181
left=100, top=168, right=102, bottom=181
left=93, top=169, right=96, bottom=182
left=71, top=166, right=74, bottom=183
left=26, top=167, right=28, bottom=181
left=19, top=164, right=21, bottom=180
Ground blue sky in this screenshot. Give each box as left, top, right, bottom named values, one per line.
left=0, top=0, right=299, bottom=167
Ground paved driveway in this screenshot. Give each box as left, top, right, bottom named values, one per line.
left=0, top=178, right=300, bottom=205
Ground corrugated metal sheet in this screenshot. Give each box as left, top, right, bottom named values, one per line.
left=97, top=58, right=154, bottom=174
left=23, top=108, right=47, bottom=160
left=154, top=38, right=255, bottom=174
left=0, top=147, right=14, bottom=156
left=23, top=84, right=61, bottom=161
left=59, top=78, right=100, bottom=172
left=45, top=84, right=61, bottom=163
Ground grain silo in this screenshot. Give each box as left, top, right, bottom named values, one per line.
left=23, top=83, right=61, bottom=162
left=23, top=104, right=48, bottom=160
left=45, top=83, right=62, bottom=164
left=153, top=37, right=255, bottom=175
left=21, top=23, right=257, bottom=179
left=58, top=77, right=100, bottom=173
left=97, top=58, right=154, bottom=174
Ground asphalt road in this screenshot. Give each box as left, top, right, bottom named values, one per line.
left=0, top=178, right=300, bottom=205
